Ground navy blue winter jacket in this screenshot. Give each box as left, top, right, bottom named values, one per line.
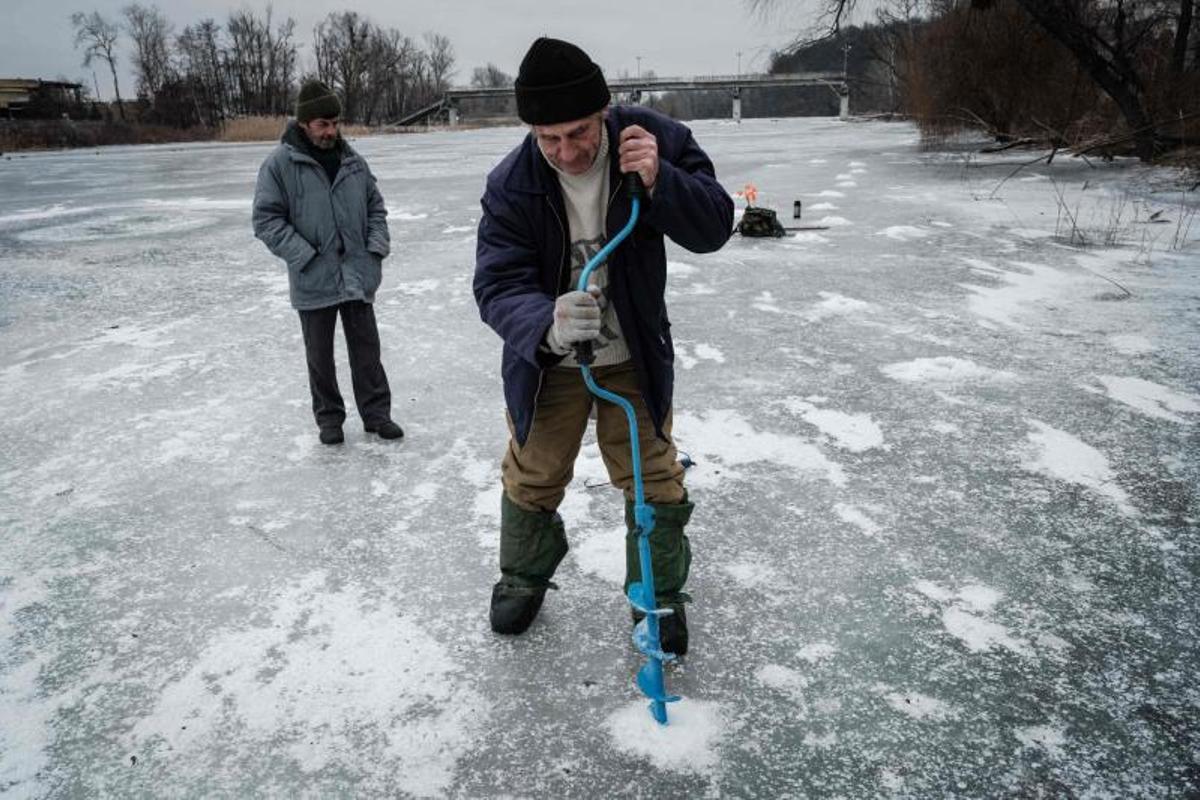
left=474, top=106, right=733, bottom=445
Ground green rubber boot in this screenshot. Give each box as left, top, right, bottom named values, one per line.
left=624, top=495, right=694, bottom=655
left=490, top=493, right=569, bottom=635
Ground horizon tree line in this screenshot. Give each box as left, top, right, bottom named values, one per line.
left=68, top=4, right=462, bottom=127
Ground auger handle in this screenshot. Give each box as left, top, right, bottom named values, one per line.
left=571, top=171, right=644, bottom=366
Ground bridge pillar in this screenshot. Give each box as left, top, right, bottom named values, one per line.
left=839, top=84, right=849, bottom=120
left=732, top=88, right=741, bottom=123
left=448, top=101, right=460, bottom=127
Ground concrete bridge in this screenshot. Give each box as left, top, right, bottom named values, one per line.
left=400, top=72, right=849, bottom=126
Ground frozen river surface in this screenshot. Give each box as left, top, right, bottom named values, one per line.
left=2, top=118, right=1198, bottom=797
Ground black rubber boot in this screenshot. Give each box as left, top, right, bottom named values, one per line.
left=489, top=581, right=549, bottom=635
left=626, top=495, right=694, bottom=656
left=489, top=494, right=568, bottom=635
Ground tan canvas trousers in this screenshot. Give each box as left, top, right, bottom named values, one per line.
left=502, top=361, right=686, bottom=512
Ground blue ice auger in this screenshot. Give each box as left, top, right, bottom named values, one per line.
left=574, top=171, right=681, bottom=726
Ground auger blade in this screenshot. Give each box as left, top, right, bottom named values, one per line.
left=632, top=617, right=675, bottom=662
left=636, top=661, right=681, bottom=705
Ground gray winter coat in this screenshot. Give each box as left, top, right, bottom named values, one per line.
left=252, top=122, right=390, bottom=310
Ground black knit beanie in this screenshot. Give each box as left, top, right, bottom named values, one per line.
left=296, top=80, right=342, bottom=122
left=515, top=37, right=610, bottom=125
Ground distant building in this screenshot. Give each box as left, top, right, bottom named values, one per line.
left=0, top=79, right=85, bottom=118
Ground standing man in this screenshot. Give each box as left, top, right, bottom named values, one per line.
left=253, top=79, right=404, bottom=445
left=473, top=38, right=733, bottom=654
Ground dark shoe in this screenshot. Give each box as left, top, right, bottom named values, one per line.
left=489, top=581, right=548, bottom=635
left=319, top=426, right=344, bottom=445
left=365, top=419, right=404, bottom=439
left=632, top=604, right=689, bottom=657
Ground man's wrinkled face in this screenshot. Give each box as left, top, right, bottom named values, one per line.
left=301, top=117, right=339, bottom=150
left=533, top=112, right=604, bottom=175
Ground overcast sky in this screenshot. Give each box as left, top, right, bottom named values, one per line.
left=1, top=0, right=879, bottom=99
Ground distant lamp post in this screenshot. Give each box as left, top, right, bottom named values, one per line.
left=636, top=55, right=642, bottom=80
left=737, top=50, right=742, bottom=79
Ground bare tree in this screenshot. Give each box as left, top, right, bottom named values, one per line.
left=471, top=63, right=513, bottom=88
left=423, top=32, right=456, bottom=94
left=227, top=6, right=297, bottom=116
left=177, top=19, right=228, bottom=125
left=123, top=4, right=174, bottom=99
left=757, top=0, right=1195, bottom=160
left=313, top=11, right=372, bottom=121
left=71, top=10, right=125, bottom=119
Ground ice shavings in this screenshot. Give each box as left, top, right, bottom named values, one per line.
left=604, top=699, right=724, bottom=774
left=1021, top=419, right=1134, bottom=514
left=128, top=572, right=487, bottom=794
left=1093, top=375, right=1200, bottom=424
left=781, top=398, right=884, bottom=452
left=674, top=409, right=847, bottom=487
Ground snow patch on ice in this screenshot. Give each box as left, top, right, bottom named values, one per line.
left=1093, top=375, right=1200, bottom=424
left=808, top=202, right=838, bottom=211
left=723, top=560, right=780, bottom=591
left=128, top=572, right=487, bottom=795
left=393, top=211, right=428, bottom=220
left=942, top=607, right=1031, bottom=656
left=1014, top=723, right=1068, bottom=759
left=792, top=232, right=831, bottom=244
left=674, top=409, right=847, bottom=487
left=781, top=398, right=884, bottom=452
left=1108, top=334, right=1154, bottom=355
left=833, top=503, right=883, bottom=537
left=572, top=526, right=625, bottom=585
left=693, top=343, right=725, bottom=363
left=914, top=579, right=1031, bottom=656
left=959, top=260, right=1087, bottom=329
left=753, top=290, right=783, bottom=314
left=810, top=190, right=845, bottom=198
left=816, top=215, right=853, bottom=227
left=884, top=691, right=956, bottom=720
left=878, top=225, right=930, bottom=241
left=881, top=356, right=1017, bottom=385
left=798, top=642, right=837, bottom=664
left=667, top=260, right=698, bottom=277
left=1021, top=419, right=1134, bottom=514
left=604, top=699, right=724, bottom=774
left=757, top=663, right=809, bottom=694
left=806, top=291, right=874, bottom=322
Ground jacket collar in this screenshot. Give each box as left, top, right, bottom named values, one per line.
left=281, top=119, right=356, bottom=166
